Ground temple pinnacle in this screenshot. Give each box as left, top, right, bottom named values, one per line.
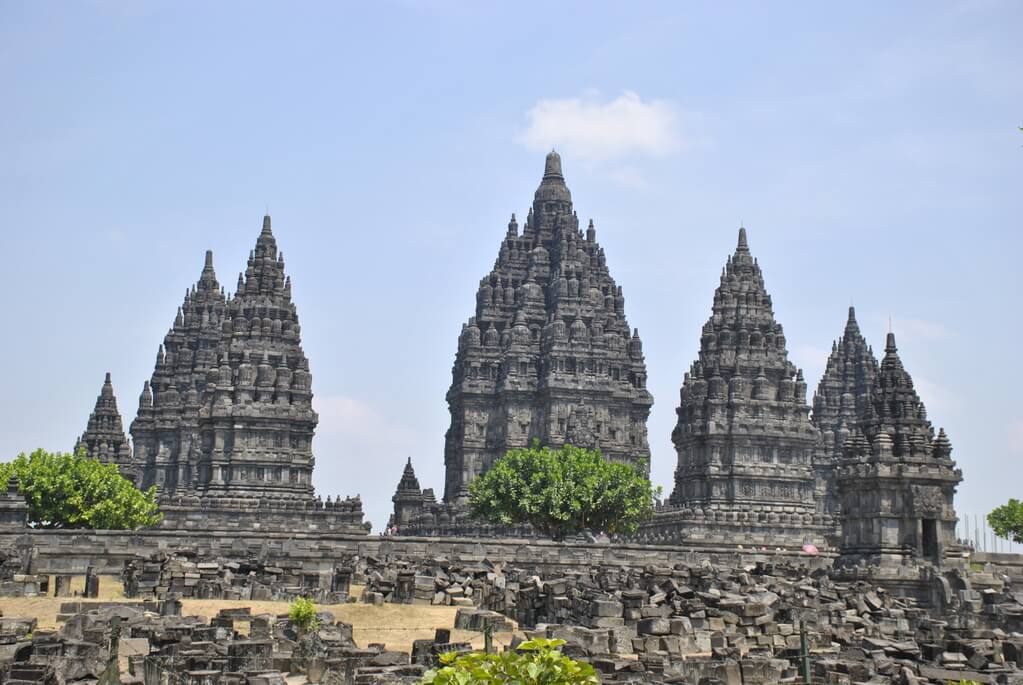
left=543, top=149, right=564, bottom=180
left=737, top=227, right=749, bottom=252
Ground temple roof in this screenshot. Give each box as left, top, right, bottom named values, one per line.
left=132, top=250, right=227, bottom=423
left=76, top=372, right=132, bottom=467
left=812, top=305, right=879, bottom=454
left=681, top=227, right=803, bottom=389
left=846, top=331, right=953, bottom=463
left=395, top=457, right=422, bottom=494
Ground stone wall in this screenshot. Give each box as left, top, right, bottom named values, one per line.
left=0, top=528, right=834, bottom=577
left=156, top=494, right=370, bottom=534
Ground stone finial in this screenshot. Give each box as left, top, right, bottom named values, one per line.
left=544, top=149, right=563, bottom=179
left=261, top=214, right=272, bottom=235
left=885, top=331, right=897, bottom=353
left=737, top=227, right=749, bottom=252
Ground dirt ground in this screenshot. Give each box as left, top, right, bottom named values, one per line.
left=0, top=576, right=519, bottom=653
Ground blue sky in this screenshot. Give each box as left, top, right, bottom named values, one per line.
left=1, top=1, right=1020, bottom=545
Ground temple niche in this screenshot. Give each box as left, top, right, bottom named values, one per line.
left=394, top=152, right=653, bottom=534
left=835, top=332, right=962, bottom=567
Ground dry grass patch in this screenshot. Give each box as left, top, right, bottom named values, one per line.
left=0, top=577, right=520, bottom=653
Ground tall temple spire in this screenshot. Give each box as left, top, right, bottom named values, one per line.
left=435, top=152, right=652, bottom=506
left=811, top=304, right=878, bottom=514
left=195, top=213, right=316, bottom=499
left=131, top=246, right=227, bottom=492
left=76, top=372, right=134, bottom=478
left=836, top=329, right=962, bottom=565
left=669, top=228, right=819, bottom=522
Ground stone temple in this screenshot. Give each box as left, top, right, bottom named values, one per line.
left=41, top=169, right=965, bottom=553
left=811, top=306, right=878, bottom=514
left=636, top=229, right=836, bottom=546
left=75, top=372, right=136, bottom=481
left=130, top=249, right=226, bottom=493
left=392, top=151, right=653, bottom=532
left=835, top=332, right=962, bottom=567
left=125, top=216, right=367, bottom=532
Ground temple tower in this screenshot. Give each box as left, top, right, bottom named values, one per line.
left=131, top=250, right=227, bottom=492
left=811, top=306, right=878, bottom=514
left=669, top=228, right=818, bottom=517
left=195, top=215, right=316, bottom=499
left=442, top=152, right=653, bottom=503
left=76, top=372, right=135, bottom=479
left=390, top=458, right=433, bottom=530
left=836, top=332, right=962, bottom=566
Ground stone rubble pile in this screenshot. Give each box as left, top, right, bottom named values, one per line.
left=359, top=555, right=1023, bottom=684
left=0, top=546, right=49, bottom=598
left=123, top=552, right=353, bottom=603
left=359, top=556, right=502, bottom=608
left=0, top=601, right=445, bottom=684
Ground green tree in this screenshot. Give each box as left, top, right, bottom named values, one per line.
left=288, top=597, right=320, bottom=633
left=423, top=638, right=598, bottom=685
left=0, top=448, right=161, bottom=530
left=988, top=499, right=1023, bottom=544
left=469, top=442, right=659, bottom=540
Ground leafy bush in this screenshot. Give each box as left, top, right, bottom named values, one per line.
left=423, top=638, right=598, bottom=685
left=469, top=442, right=659, bottom=540
left=1, top=448, right=161, bottom=530
left=988, top=499, right=1023, bottom=544
left=288, top=597, right=320, bottom=633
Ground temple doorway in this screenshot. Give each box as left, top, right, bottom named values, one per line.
left=922, top=518, right=939, bottom=561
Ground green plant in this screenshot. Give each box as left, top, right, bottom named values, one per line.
left=423, top=638, right=598, bottom=685
left=0, top=448, right=161, bottom=530
left=987, top=499, right=1023, bottom=544
left=469, top=441, right=659, bottom=540
left=288, top=597, right=320, bottom=633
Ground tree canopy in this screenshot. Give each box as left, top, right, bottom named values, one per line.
left=1, top=448, right=162, bottom=530
left=988, top=499, right=1023, bottom=544
left=423, top=638, right=598, bottom=685
left=469, top=442, right=659, bottom=540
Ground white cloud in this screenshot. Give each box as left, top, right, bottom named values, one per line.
left=517, top=91, right=683, bottom=162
